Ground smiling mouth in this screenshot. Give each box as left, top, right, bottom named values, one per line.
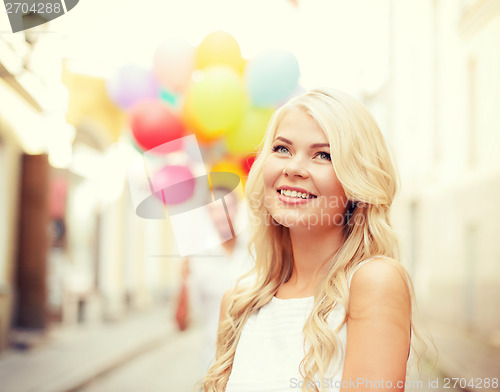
left=277, top=189, right=317, bottom=199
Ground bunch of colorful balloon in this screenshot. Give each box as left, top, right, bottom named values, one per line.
left=106, top=31, right=300, bottom=195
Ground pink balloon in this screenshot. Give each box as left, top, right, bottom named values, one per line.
left=106, top=65, right=159, bottom=109
left=154, top=38, right=195, bottom=94
left=151, top=165, right=195, bottom=205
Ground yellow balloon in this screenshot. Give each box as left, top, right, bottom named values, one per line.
left=183, top=66, right=247, bottom=143
left=211, top=159, right=247, bottom=191
left=226, top=106, right=275, bottom=155
left=196, top=31, right=245, bottom=74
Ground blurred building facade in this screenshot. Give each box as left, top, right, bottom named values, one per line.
left=365, top=0, right=500, bottom=349
left=0, top=25, right=178, bottom=353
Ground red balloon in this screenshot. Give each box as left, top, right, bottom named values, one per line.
left=241, top=154, right=256, bottom=175
left=130, top=100, right=185, bottom=151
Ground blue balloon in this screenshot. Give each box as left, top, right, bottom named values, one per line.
left=246, top=51, right=300, bottom=107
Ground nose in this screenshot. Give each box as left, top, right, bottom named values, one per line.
left=282, top=155, right=309, bottom=178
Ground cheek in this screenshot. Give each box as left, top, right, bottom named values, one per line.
left=262, top=157, right=282, bottom=192
left=328, top=188, right=348, bottom=215
left=317, top=170, right=348, bottom=208
left=326, top=179, right=346, bottom=198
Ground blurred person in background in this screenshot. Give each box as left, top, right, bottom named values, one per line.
left=181, top=186, right=253, bottom=374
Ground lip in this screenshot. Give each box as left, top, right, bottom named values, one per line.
left=276, top=185, right=316, bottom=196
left=276, top=186, right=317, bottom=205
left=277, top=192, right=314, bottom=205
left=276, top=186, right=317, bottom=197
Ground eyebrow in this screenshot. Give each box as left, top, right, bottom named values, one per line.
left=273, top=136, right=330, bottom=149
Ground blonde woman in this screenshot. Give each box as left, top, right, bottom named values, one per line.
left=196, top=89, right=416, bottom=392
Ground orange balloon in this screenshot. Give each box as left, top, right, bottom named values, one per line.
left=211, top=158, right=247, bottom=191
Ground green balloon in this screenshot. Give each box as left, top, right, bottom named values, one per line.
left=159, top=89, right=178, bottom=108
left=226, top=106, right=275, bottom=155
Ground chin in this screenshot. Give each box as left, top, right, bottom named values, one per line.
left=269, top=211, right=311, bottom=229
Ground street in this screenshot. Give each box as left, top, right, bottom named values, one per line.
left=75, top=322, right=466, bottom=392
left=77, top=324, right=206, bottom=392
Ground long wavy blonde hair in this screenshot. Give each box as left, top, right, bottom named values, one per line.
left=195, top=88, right=420, bottom=392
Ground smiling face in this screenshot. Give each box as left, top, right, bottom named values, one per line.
left=263, top=108, right=348, bottom=230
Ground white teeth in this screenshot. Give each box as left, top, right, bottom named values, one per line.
left=280, top=189, right=314, bottom=199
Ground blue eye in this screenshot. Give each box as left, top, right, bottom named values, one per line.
left=317, top=151, right=331, bottom=161
left=272, top=145, right=290, bottom=154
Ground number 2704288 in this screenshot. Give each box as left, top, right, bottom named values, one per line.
left=443, top=378, right=498, bottom=389
left=5, top=2, right=62, bottom=14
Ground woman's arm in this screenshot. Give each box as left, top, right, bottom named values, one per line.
left=218, top=288, right=233, bottom=326
left=341, top=258, right=412, bottom=392
left=214, top=287, right=234, bottom=360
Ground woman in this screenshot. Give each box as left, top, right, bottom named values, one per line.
left=196, top=88, right=416, bottom=392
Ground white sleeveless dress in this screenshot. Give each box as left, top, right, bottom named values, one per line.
left=225, top=256, right=389, bottom=392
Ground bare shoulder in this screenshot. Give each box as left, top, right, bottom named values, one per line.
left=219, top=287, right=236, bottom=324
left=343, top=258, right=412, bottom=383
left=221, top=287, right=235, bottom=309
left=349, top=257, right=411, bottom=320
left=351, top=257, right=410, bottom=294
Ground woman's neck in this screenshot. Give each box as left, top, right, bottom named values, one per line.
left=285, top=225, right=344, bottom=293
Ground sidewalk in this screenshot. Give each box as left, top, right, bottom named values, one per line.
left=428, top=321, right=500, bottom=392
left=0, top=304, right=176, bottom=392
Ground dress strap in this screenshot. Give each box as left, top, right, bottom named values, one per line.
left=347, top=255, right=393, bottom=288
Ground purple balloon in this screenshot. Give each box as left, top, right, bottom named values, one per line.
left=106, top=65, right=159, bottom=109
